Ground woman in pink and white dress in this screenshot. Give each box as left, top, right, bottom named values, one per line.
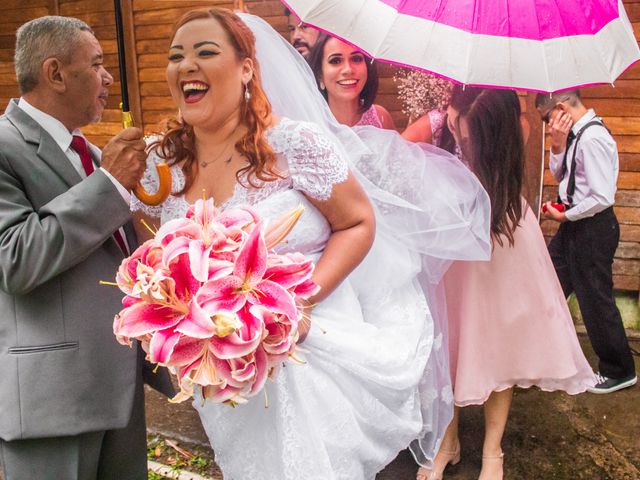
left=417, top=86, right=595, bottom=480
left=307, top=34, right=395, bottom=129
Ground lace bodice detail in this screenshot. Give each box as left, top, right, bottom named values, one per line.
left=355, top=104, right=383, bottom=128
left=131, top=118, right=349, bottom=255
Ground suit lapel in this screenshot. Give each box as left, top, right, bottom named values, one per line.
left=5, top=99, right=82, bottom=187
left=36, top=133, right=82, bottom=186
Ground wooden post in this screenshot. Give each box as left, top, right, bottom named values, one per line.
left=523, top=93, right=544, bottom=213
left=47, top=0, right=59, bottom=15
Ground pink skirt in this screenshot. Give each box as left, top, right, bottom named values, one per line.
left=444, top=206, right=595, bottom=406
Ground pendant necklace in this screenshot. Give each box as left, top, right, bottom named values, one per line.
left=200, top=141, right=234, bottom=168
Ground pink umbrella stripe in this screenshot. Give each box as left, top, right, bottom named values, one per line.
left=378, top=0, right=619, bottom=40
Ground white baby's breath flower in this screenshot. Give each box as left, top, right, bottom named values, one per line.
left=393, top=69, right=453, bottom=119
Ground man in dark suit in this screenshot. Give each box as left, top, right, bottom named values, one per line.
left=284, top=7, right=321, bottom=58
left=0, top=15, right=166, bottom=479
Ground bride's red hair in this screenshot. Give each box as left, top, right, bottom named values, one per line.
left=154, top=8, right=279, bottom=193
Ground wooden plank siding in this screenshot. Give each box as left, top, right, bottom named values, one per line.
left=539, top=1, right=640, bottom=291
left=0, top=1, right=638, bottom=291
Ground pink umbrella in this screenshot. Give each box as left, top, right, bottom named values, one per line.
left=284, top=0, right=640, bottom=92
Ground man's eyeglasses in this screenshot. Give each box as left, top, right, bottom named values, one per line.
left=541, top=96, right=571, bottom=124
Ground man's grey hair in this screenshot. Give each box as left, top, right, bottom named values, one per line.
left=14, top=16, right=93, bottom=94
left=535, top=89, right=582, bottom=111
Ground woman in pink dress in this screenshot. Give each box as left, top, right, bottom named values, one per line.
left=307, top=34, right=395, bottom=129
left=417, top=86, right=596, bottom=480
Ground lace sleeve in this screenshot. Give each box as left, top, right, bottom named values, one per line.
left=130, top=138, right=169, bottom=218
left=283, top=120, right=349, bottom=201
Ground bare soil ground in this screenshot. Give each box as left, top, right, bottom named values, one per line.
left=143, top=335, right=640, bottom=480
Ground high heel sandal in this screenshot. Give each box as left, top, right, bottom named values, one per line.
left=416, top=442, right=461, bottom=480
left=478, top=452, right=504, bottom=480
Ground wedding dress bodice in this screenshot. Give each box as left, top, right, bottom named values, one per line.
left=132, top=118, right=348, bottom=256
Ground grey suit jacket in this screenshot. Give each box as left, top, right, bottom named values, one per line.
left=0, top=99, right=154, bottom=441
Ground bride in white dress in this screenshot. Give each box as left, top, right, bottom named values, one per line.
left=132, top=8, right=491, bottom=479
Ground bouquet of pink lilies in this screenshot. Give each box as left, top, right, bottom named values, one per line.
left=112, top=198, right=318, bottom=405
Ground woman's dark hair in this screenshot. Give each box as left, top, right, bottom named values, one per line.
left=449, top=85, right=525, bottom=247
left=307, top=34, right=379, bottom=114
left=438, top=112, right=457, bottom=155
left=153, top=8, right=280, bottom=193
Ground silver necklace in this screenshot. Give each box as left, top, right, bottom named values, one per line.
left=200, top=141, right=234, bottom=168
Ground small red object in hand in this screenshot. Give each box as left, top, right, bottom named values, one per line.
left=542, top=202, right=565, bottom=213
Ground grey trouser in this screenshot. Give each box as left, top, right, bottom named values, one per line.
left=0, top=369, right=146, bottom=480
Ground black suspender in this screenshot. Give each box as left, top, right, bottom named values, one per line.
left=560, top=119, right=610, bottom=208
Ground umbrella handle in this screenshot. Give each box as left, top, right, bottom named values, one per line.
left=120, top=106, right=172, bottom=206
left=133, top=163, right=172, bottom=206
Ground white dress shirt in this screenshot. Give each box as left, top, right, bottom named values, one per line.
left=18, top=98, right=131, bottom=252
left=548, top=109, right=618, bottom=222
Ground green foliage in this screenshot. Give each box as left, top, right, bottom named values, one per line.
left=145, top=434, right=211, bottom=478
left=568, top=292, right=640, bottom=330
left=188, top=453, right=210, bottom=471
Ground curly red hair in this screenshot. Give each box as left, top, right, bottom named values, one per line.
left=153, top=8, right=280, bottom=193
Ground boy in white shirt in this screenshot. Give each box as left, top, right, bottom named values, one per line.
left=537, top=90, right=636, bottom=394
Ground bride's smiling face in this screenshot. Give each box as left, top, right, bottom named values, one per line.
left=166, top=18, right=253, bottom=128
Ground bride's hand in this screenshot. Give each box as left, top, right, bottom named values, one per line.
left=296, top=298, right=314, bottom=343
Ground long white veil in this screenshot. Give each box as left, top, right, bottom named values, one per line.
left=239, top=13, right=491, bottom=468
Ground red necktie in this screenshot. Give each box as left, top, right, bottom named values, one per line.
left=70, top=135, right=129, bottom=256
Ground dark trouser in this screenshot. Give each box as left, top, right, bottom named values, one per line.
left=0, top=367, right=147, bottom=480
left=548, top=207, right=635, bottom=379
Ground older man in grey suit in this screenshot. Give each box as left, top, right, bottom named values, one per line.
left=0, top=16, right=163, bottom=480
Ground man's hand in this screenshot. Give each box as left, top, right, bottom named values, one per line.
left=101, top=127, right=148, bottom=190
left=548, top=111, right=573, bottom=155
left=541, top=201, right=568, bottom=223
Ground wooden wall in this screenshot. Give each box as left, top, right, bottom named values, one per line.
left=540, top=2, right=640, bottom=291
left=0, top=0, right=426, bottom=140
left=0, top=0, right=638, bottom=290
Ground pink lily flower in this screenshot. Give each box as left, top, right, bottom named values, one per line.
left=196, top=223, right=298, bottom=320
left=208, top=306, right=264, bottom=359
left=264, top=252, right=316, bottom=291
left=159, top=200, right=257, bottom=282
left=202, top=347, right=269, bottom=404
left=115, top=240, right=164, bottom=295
left=250, top=305, right=297, bottom=357
left=263, top=204, right=304, bottom=250
left=168, top=337, right=268, bottom=405
left=114, top=254, right=214, bottom=345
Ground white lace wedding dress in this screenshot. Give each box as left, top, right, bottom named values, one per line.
left=133, top=118, right=434, bottom=480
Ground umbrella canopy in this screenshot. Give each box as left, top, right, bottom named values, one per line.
left=284, top=0, right=640, bottom=92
